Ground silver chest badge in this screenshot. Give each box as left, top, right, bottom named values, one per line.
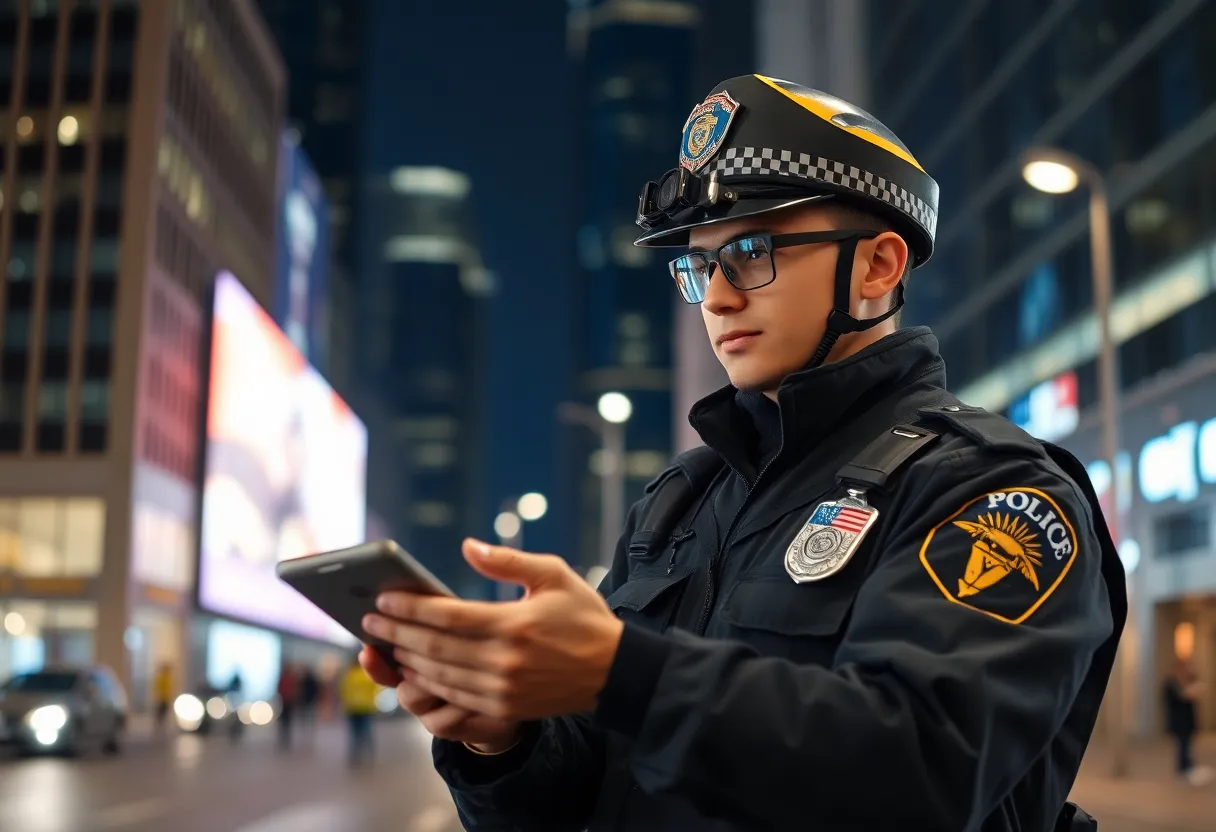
left=785, top=489, right=879, bottom=583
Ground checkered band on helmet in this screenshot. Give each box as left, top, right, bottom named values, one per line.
left=713, top=146, right=938, bottom=239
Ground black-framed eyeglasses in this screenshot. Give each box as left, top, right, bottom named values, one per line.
left=669, top=229, right=878, bottom=304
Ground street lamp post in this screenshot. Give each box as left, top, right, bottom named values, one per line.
left=1022, top=147, right=1127, bottom=777
left=559, top=392, right=633, bottom=570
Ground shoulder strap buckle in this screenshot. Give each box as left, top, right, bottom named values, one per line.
left=836, top=423, right=940, bottom=490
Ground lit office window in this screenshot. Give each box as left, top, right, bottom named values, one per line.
left=0, top=497, right=105, bottom=578
left=61, top=500, right=105, bottom=576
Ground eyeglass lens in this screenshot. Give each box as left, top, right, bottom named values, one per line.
left=669, top=236, right=775, bottom=303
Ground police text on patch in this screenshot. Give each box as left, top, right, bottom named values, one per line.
left=984, top=490, right=1073, bottom=560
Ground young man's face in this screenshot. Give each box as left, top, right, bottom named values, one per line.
left=688, top=204, right=906, bottom=394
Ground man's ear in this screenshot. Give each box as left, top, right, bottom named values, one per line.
left=857, top=231, right=908, bottom=301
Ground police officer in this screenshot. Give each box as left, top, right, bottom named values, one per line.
left=358, top=75, right=1126, bottom=831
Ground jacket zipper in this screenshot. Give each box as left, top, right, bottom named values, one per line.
left=694, top=456, right=777, bottom=637
left=665, top=530, right=696, bottom=575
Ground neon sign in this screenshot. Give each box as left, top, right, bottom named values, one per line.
left=1011, top=371, right=1079, bottom=442
left=1133, top=417, right=1216, bottom=504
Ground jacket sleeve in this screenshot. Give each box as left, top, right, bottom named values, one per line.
left=593, top=447, right=1116, bottom=830
left=430, top=502, right=642, bottom=831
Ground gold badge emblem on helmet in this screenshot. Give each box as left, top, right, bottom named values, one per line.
left=952, top=512, right=1042, bottom=598
left=686, top=112, right=718, bottom=158
left=678, top=91, right=740, bottom=172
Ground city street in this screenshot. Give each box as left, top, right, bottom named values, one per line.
left=0, top=717, right=462, bottom=832
left=1, top=716, right=1213, bottom=831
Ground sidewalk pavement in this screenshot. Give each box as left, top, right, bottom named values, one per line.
left=1068, top=733, right=1216, bottom=831
left=119, top=712, right=1215, bottom=829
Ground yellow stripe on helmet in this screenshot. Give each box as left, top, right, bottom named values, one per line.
left=754, top=75, right=925, bottom=172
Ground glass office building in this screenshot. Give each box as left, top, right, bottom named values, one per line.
left=867, top=0, right=1216, bottom=737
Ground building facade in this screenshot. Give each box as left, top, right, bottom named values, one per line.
left=665, top=0, right=1216, bottom=738
left=864, top=0, right=1216, bottom=738
left=1060, top=350, right=1216, bottom=736
left=254, top=0, right=363, bottom=401
left=0, top=0, right=283, bottom=706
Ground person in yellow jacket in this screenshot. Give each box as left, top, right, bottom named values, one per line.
left=152, top=662, right=174, bottom=735
left=339, top=654, right=379, bottom=766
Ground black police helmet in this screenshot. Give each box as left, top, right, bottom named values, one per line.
left=634, top=74, right=939, bottom=268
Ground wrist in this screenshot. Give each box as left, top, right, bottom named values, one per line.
left=464, top=726, right=523, bottom=756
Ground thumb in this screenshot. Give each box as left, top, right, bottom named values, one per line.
left=462, top=538, right=565, bottom=589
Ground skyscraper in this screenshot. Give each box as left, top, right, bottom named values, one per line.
left=0, top=0, right=283, bottom=700
left=361, top=165, right=491, bottom=595
left=565, top=0, right=699, bottom=567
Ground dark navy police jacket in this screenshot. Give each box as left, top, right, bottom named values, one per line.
left=433, top=328, right=1124, bottom=831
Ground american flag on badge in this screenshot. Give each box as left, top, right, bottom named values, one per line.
left=809, top=503, right=871, bottom=534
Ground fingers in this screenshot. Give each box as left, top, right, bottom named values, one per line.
left=362, top=615, right=489, bottom=670
left=374, top=592, right=505, bottom=635
left=415, top=701, right=477, bottom=740
left=461, top=538, right=569, bottom=589
left=394, top=677, right=444, bottom=715
left=358, top=645, right=401, bottom=687
left=395, top=648, right=506, bottom=700
left=405, top=667, right=507, bottom=720
left=395, top=679, right=472, bottom=740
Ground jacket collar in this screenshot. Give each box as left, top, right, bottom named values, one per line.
left=688, top=327, right=947, bottom=478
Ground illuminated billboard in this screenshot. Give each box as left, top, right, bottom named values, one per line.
left=199, top=272, right=366, bottom=644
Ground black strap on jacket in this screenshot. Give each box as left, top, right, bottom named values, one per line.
left=631, top=425, right=1104, bottom=830
left=837, top=423, right=940, bottom=490
left=629, top=445, right=726, bottom=560
left=636, top=421, right=942, bottom=548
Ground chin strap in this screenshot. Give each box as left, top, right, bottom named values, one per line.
left=806, top=236, right=905, bottom=369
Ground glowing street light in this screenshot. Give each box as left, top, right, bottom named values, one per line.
left=516, top=492, right=548, bottom=522
left=561, top=393, right=633, bottom=569
left=1021, top=159, right=1079, bottom=195
left=597, top=391, right=633, bottom=424
left=4, top=612, right=26, bottom=636
left=493, top=511, right=522, bottom=541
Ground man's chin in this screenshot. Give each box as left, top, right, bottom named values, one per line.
left=726, top=368, right=785, bottom=393
left=723, top=352, right=812, bottom=393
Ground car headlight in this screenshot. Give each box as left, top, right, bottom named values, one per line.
left=173, top=694, right=206, bottom=732
left=25, top=704, right=68, bottom=732
left=205, top=697, right=228, bottom=719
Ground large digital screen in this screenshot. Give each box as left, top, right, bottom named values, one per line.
left=199, top=272, right=366, bottom=644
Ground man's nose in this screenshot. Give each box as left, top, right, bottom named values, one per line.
left=701, top=264, right=746, bottom=315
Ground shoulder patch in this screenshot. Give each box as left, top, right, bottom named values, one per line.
left=919, top=487, right=1079, bottom=625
